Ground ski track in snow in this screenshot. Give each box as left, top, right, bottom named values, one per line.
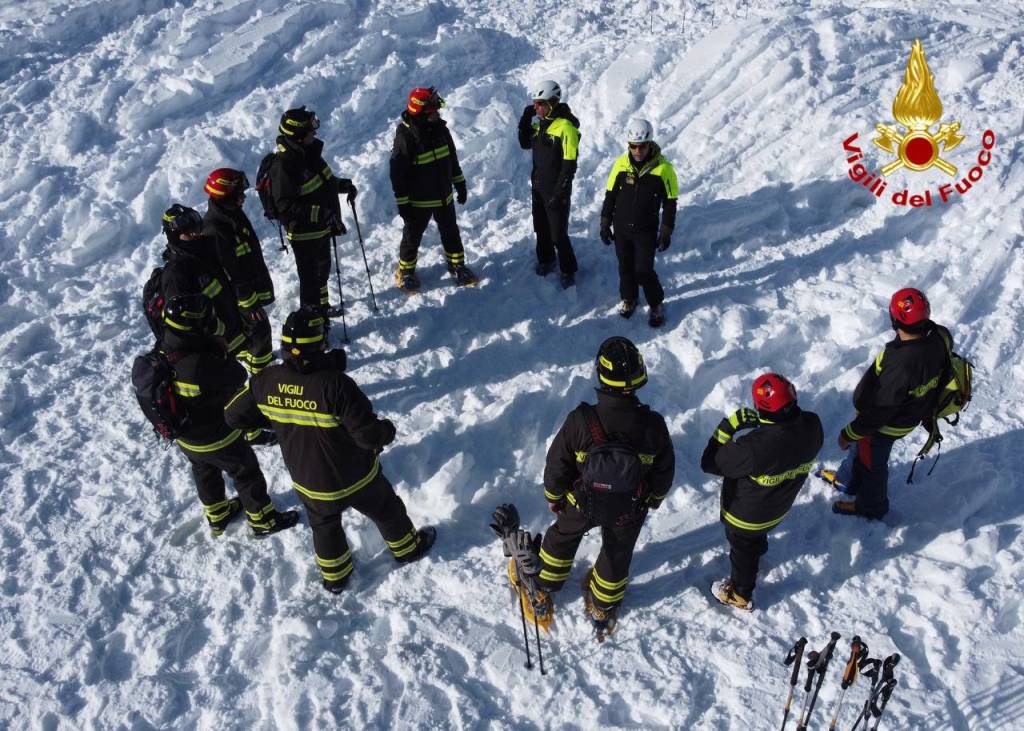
left=1, top=0, right=1022, bottom=728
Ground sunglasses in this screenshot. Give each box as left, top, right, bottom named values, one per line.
left=628, top=142, right=650, bottom=150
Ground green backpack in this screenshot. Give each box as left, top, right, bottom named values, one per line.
left=909, top=326, right=973, bottom=482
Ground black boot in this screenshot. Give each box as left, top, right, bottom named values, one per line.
left=250, top=509, right=300, bottom=538
left=395, top=526, right=437, bottom=564
left=208, top=498, right=243, bottom=537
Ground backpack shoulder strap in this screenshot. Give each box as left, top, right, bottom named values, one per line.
left=580, top=402, right=607, bottom=446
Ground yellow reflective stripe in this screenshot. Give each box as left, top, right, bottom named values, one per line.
left=546, top=118, right=579, bottom=160
left=310, top=204, right=319, bottom=223
left=413, top=145, right=451, bottom=165
left=387, top=531, right=416, bottom=549
left=589, top=581, right=626, bottom=604
left=879, top=424, right=915, bottom=437
left=234, top=242, right=251, bottom=256
left=566, top=492, right=579, bottom=507
left=172, top=380, right=201, bottom=397
left=591, top=570, right=628, bottom=591
left=539, top=548, right=573, bottom=568
left=317, top=550, right=352, bottom=569
left=281, top=333, right=324, bottom=345
left=543, top=488, right=566, bottom=502
left=202, top=279, right=223, bottom=298
left=291, top=458, right=380, bottom=502
left=238, top=292, right=260, bottom=308
left=539, top=569, right=570, bottom=582
left=728, top=412, right=742, bottom=429
left=204, top=499, right=232, bottom=520
left=874, top=350, right=885, bottom=375
left=176, top=429, right=242, bottom=453
left=321, top=562, right=354, bottom=581
left=390, top=532, right=419, bottom=558
left=224, top=382, right=250, bottom=411
left=598, top=355, right=614, bottom=369
left=398, top=257, right=417, bottom=270
left=749, top=461, right=814, bottom=487
left=286, top=228, right=330, bottom=241
left=300, top=177, right=325, bottom=195
left=395, top=195, right=410, bottom=205
left=257, top=403, right=340, bottom=428
left=246, top=504, right=274, bottom=521
left=843, top=424, right=864, bottom=441
left=715, top=429, right=732, bottom=444
left=226, top=333, right=246, bottom=352
left=452, top=174, right=465, bottom=183
left=909, top=374, right=940, bottom=398
left=606, top=155, right=633, bottom=191
left=722, top=509, right=786, bottom=532
left=248, top=351, right=273, bottom=366
left=598, top=372, right=647, bottom=388
left=409, top=193, right=455, bottom=208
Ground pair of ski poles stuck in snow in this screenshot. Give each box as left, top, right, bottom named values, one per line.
left=273, top=199, right=379, bottom=344
left=780, top=634, right=900, bottom=731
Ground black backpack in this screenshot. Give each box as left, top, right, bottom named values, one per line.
left=131, top=348, right=189, bottom=440
left=572, top=405, right=647, bottom=526
left=142, top=266, right=165, bottom=341
left=255, top=152, right=279, bottom=221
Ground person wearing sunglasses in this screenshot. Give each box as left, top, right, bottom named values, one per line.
left=268, top=106, right=357, bottom=314
left=599, top=118, right=678, bottom=327
left=517, top=80, right=581, bottom=289
left=202, top=168, right=275, bottom=375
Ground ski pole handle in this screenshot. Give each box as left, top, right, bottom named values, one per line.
left=786, top=637, right=808, bottom=686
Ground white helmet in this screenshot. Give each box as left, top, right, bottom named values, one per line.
left=532, top=80, right=562, bottom=103
left=626, top=118, right=654, bottom=145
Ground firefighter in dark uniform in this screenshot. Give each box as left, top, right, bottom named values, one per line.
left=160, top=204, right=247, bottom=360
left=224, top=310, right=436, bottom=593
left=827, top=288, right=951, bottom=519
left=202, top=168, right=275, bottom=374
left=531, top=337, right=675, bottom=630
left=600, top=118, right=678, bottom=328
left=269, top=106, right=356, bottom=312
left=389, top=86, right=475, bottom=292
left=700, top=373, right=823, bottom=610
left=517, top=79, right=580, bottom=288
left=160, top=294, right=298, bottom=537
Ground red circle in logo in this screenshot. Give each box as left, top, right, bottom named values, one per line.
left=905, top=137, right=935, bottom=166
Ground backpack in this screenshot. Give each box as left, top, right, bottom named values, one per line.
left=571, top=404, right=647, bottom=526
left=908, top=327, right=974, bottom=481
left=142, top=266, right=165, bottom=341
left=255, top=152, right=279, bottom=221
left=131, top=348, right=189, bottom=440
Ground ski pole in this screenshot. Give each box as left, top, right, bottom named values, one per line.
left=849, top=656, right=882, bottom=731
left=349, top=200, right=379, bottom=313
left=867, top=654, right=900, bottom=731
left=530, top=589, right=546, bottom=675
left=276, top=222, right=288, bottom=252
left=797, top=631, right=841, bottom=731
left=516, top=577, right=533, bottom=670
left=851, top=653, right=899, bottom=731
left=796, top=649, right=820, bottom=729
left=828, top=636, right=867, bottom=730
left=780, top=637, right=808, bottom=731
left=330, top=234, right=349, bottom=343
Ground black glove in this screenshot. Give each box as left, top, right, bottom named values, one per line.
left=600, top=217, right=614, bottom=246
left=337, top=178, right=357, bottom=204
left=657, top=226, right=672, bottom=252
left=454, top=181, right=467, bottom=205
left=326, top=348, right=347, bottom=373
left=377, top=419, right=397, bottom=449
left=325, top=211, right=347, bottom=236
left=397, top=202, right=412, bottom=220
left=521, top=104, right=535, bottom=121
left=646, top=494, right=664, bottom=511
left=505, top=529, right=541, bottom=577
left=489, top=503, right=521, bottom=539
left=246, top=430, right=278, bottom=447
left=712, top=408, right=760, bottom=444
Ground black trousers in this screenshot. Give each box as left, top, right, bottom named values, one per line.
left=536, top=503, right=644, bottom=610
left=297, top=471, right=417, bottom=584
left=399, top=204, right=465, bottom=268
left=724, top=526, right=769, bottom=600
left=615, top=230, right=663, bottom=306
left=292, top=236, right=331, bottom=308
left=183, top=437, right=272, bottom=524
left=531, top=190, right=577, bottom=273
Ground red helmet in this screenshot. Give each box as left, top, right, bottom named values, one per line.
left=407, top=86, right=443, bottom=116
left=889, top=287, right=931, bottom=328
left=204, top=168, right=249, bottom=200
left=752, top=373, right=797, bottom=413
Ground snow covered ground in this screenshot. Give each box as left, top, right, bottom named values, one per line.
left=1, top=0, right=1022, bottom=728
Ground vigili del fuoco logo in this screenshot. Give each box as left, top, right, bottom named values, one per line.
left=841, top=39, right=996, bottom=207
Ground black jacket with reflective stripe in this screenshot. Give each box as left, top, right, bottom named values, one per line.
left=162, top=330, right=246, bottom=451
left=269, top=136, right=345, bottom=241
left=844, top=325, right=951, bottom=441
left=223, top=351, right=393, bottom=498
left=543, top=390, right=674, bottom=503
left=517, top=103, right=580, bottom=198
left=600, top=145, right=679, bottom=235
left=389, top=113, right=465, bottom=208
left=203, top=200, right=275, bottom=310
left=160, top=236, right=244, bottom=351
left=701, top=408, right=823, bottom=534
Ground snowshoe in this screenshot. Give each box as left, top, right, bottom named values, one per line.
left=710, top=578, right=754, bottom=612
left=560, top=271, right=576, bottom=289
left=395, top=267, right=421, bottom=293
left=395, top=526, right=437, bottom=564
left=618, top=299, right=637, bottom=319
left=251, top=509, right=300, bottom=538
left=648, top=303, right=665, bottom=328
left=535, top=260, right=556, bottom=276
left=208, top=497, right=243, bottom=537
left=507, top=558, right=554, bottom=632
left=816, top=468, right=851, bottom=494
left=581, top=569, right=618, bottom=642
left=448, top=263, right=479, bottom=287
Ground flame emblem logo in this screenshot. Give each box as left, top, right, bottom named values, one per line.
left=873, top=40, right=964, bottom=176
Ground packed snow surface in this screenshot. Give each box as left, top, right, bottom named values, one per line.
left=1, top=0, right=1023, bottom=728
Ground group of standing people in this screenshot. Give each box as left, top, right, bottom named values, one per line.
left=137, top=81, right=955, bottom=625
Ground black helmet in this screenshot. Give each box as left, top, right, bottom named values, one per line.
left=281, top=309, right=327, bottom=357
left=162, top=294, right=218, bottom=336
left=595, top=336, right=648, bottom=392
left=279, top=105, right=320, bottom=138
left=161, top=204, right=203, bottom=237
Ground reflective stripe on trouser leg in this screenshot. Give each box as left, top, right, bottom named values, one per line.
left=589, top=519, right=644, bottom=609
left=536, top=506, right=588, bottom=590
left=317, top=549, right=354, bottom=582
left=432, top=203, right=465, bottom=259
left=345, top=473, right=418, bottom=558
left=185, top=439, right=272, bottom=518
left=399, top=208, right=433, bottom=267
left=292, top=237, right=331, bottom=308
left=724, top=525, right=768, bottom=600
